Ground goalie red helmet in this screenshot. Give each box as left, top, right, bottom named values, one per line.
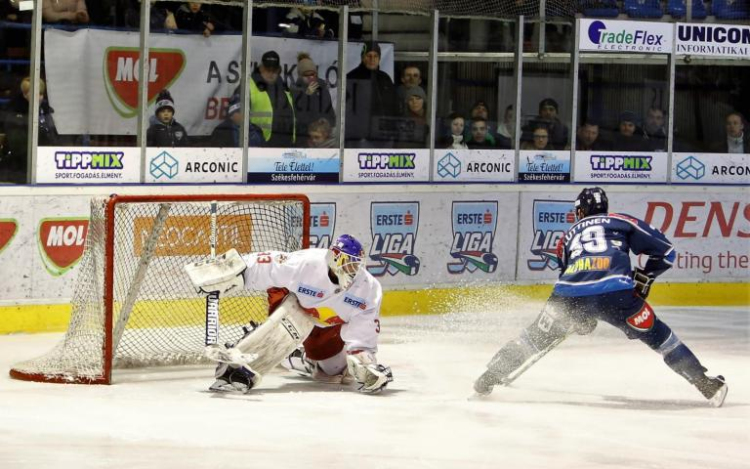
left=574, top=187, right=609, bottom=220
left=327, top=234, right=365, bottom=289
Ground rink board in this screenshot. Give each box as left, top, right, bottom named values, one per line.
left=0, top=184, right=748, bottom=333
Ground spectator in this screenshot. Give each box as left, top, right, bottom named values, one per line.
left=42, top=0, right=89, bottom=24
left=496, top=104, right=514, bottom=149
left=147, top=89, right=189, bottom=147
left=612, top=111, right=649, bottom=152
left=0, top=77, right=58, bottom=183
left=397, top=86, right=429, bottom=147
left=643, top=107, right=668, bottom=152
left=523, top=98, right=569, bottom=150
left=521, top=124, right=553, bottom=151
left=281, top=7, right=333, bottom=38
left=710, top=111, right=749, bottom=154
left=396, top=65, right=423, bottom=114
left=464, top=100, right=497, bottom=147
left=575, top=120, right=612, bottom=151
left=467, top=117, right=495, bottom=149
left=307, top=118, right=337, bottom=148
left=440, top=112, right=468, bottom=150
left=121, top=1, right=177, bottom=31
left=235, top=50, right=296, bottom=148
left=174, top=2, right=214, bottom=37
left=345, top=41, right=397, bottom=148
left=209, top=94, right=264, bottom=148
left=292, top=52, right=335, bottom=142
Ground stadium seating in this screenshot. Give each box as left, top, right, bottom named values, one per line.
left=667, top=0, right=709, bottom=18
left=581, top=0, right=621, bottom=17
left=712, top=0, right=750, bottom=19
left=624, top=0, right=665, bottom=18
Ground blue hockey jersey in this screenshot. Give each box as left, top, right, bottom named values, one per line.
left=553, top=213, right=676, bottom=297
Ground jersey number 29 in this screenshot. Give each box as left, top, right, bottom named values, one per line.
left=568, top=226, right=607, bottom=260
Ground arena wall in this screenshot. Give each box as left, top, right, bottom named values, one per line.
left=0, top=184, right=747, bottom=334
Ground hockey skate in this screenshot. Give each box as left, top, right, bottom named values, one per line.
left=281, top=346, right=315, bottom=377
left=209, top=362, right=259, bottom=393
left=694, top=375, right=728, bottom=408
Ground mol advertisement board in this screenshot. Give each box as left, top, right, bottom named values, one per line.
left=579, top=19, right=673, bottom=53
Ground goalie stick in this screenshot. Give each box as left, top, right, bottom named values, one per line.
left=205, top=202, right=220, bottom=349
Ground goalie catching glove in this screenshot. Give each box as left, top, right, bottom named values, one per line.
left=184, top=248, right=246, bottom=295
left=346, top=351, right=393, bottom=394
left=632, top=268, right=655, bottom=300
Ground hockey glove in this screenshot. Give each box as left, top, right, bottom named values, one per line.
left=346, top=351, right=393, bottom=394
left=632, top=268, right=655, bottom=300
left=184, top=248, right=246, bottom=295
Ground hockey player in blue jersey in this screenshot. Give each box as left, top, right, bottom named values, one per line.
left=474, top=187, right=728, bottom=407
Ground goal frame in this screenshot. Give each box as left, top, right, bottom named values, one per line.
left=9, top=193, right=310, bottom=385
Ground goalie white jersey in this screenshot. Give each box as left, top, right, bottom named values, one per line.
left=242, top=249, right=383, bottom=353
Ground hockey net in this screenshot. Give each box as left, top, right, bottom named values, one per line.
left=10, top=194, right=310, bottom=384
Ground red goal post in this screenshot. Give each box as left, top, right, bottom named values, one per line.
left=9, top=193, right=310, bottom=385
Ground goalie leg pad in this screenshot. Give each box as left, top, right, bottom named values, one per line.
left=184, top=248, right=246, bottom=295
left=230, top=295, right=317, bottom=378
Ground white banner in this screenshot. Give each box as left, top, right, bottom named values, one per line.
left=247, top=147, right=340, bottom=183
left=144, top=148, right=243, bottom=183
left=343, top=149, right=431, bottom=182
left=579, top=19, right=673, bottom=53
left=672, top=153, right=750, bottom=184
left=432, top=149, right=515, bottom=182
left=517, top=191, right=750, bottom=282
left=676, top=23, right=750, bottom=58
left=36, top=146, right=141, bottom=184
left=44, top=29, right=394, bottom=136
left=575, top=151, right=668, bottom=183
left=518, top=150, right=571, bottom=183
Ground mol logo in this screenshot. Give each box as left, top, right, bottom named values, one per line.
left=0, top=219, right=18, bottom=257
left=627, top=304, right=655, bottom=331
left=368, top=202, right=420, bottom=277
left=448, top=201, right=498, bottom=275
left=590, top=155, right=652, bottom=171
left=529, top=200, right=576, bottom=271
left=38, top=218, right=89, bottom=276
left=104, top=47, right=186, bottom=118
left=310, top=203, right=336, bottom=248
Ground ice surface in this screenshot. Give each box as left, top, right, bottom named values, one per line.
left=1, top=304, right=748, bottom=469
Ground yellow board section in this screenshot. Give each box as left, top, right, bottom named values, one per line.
left=1, top=283, right=748, bottom=334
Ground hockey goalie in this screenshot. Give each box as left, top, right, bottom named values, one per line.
left=185, top=234, right=393, bottom=394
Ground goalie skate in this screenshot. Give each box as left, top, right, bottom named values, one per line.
left=209, top=362, right=259, bottom=394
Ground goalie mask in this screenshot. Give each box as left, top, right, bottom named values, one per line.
left=574, top=187, right=608, bottom=221
left=327, top=234, right=365, bottom=289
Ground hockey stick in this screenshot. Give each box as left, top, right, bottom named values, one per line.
left=205, top=202, right=220, bottom=348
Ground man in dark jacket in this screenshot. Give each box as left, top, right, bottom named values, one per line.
left=345, top=41, right=398, bottom=148
left=210, top=94, right=264, bottom=148
left=292, top=52, right=335, bottom=143
left=0, top=76, right=59, bottom=183
left=147, top=90, right=190, bottom=147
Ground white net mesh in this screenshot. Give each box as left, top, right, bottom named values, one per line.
left=10, top=195, right=307, bottom=383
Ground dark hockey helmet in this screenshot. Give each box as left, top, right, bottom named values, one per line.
left=574, top=187, right=608, bottom=220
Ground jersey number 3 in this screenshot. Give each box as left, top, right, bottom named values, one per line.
left=568, top=226, right=607, bottom=260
